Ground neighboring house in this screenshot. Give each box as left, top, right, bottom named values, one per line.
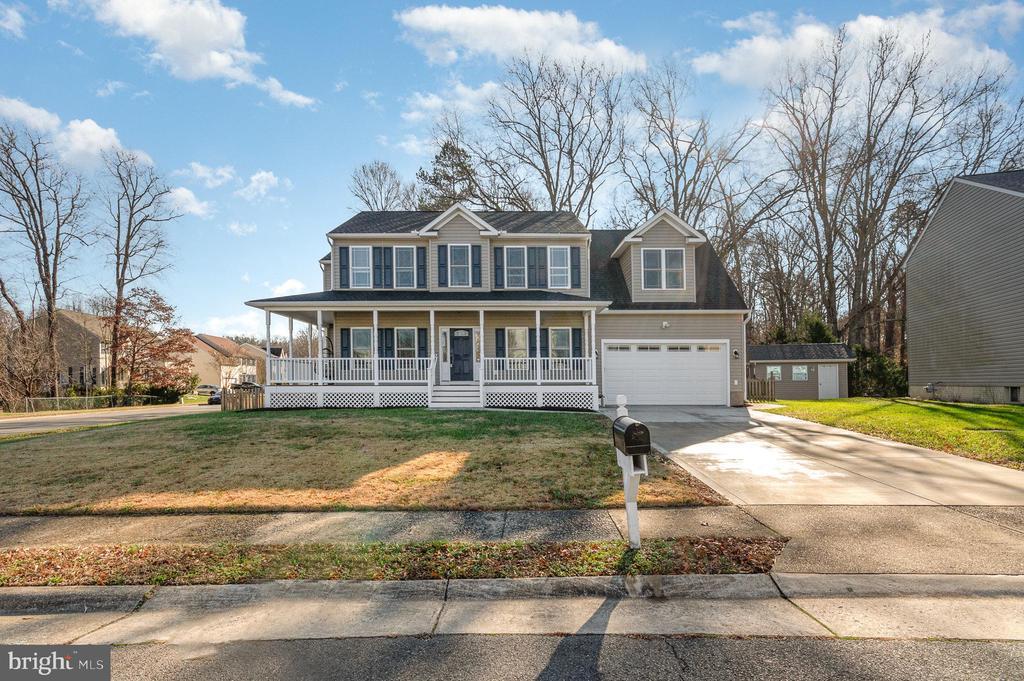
left=246, top=205, right=748, bottom=410
left=906, top=170, right=1024, bottom=404
left=747, top=343, right=854, bottom=400
left=50, top=309, right=112, bottom=390
left=190, top=334, right=261, bottom=387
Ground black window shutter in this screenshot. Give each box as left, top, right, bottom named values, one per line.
left=528, top=328, right=537, bottom=357
left=495, top=328, right=506, bottom=358
left=372, top=247, right=384, bottom=289
left=471, top=245, right=482, bottom=287
left=437, top=245, right=448, bottom=287
left=337, top=247, right=349, bottom=289
left=416, top=247, right=427, bottom=289
left=339, top=328, right=351, bottom=358
left=570, top=246, right=581, bottom=288
left=540, top=327, right=550, bottom=357
left=493, top=246, right=504, bottom=288
left=527, top=247, right=539, bottom=288
left=378, top=328, right=395, bottom=358
left=383, top=248, right=393, bottom=289
left=417, top=328, right=428, bottom=358
left=537, top=249, right=548, bottom=288
left=571, top=328, right=583, bottom=357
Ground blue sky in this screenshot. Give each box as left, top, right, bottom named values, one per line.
left=1, top=0, right=1022, bottom=337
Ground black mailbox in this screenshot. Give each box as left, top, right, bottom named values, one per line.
left=612, top=416, right=651, bottom=456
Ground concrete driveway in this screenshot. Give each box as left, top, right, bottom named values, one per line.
left=626, top=406, right=1024, bottom=506
left=0, top=403, right=216, bottom=437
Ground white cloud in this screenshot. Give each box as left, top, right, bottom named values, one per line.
left=0, top=4, right=25, bottom=38
left=233, top=169, right=289, bottom=201
left=197, top=308, right=288, bottom=337
left=396, top=5, right=646, bottom=71
left=227, top=220, right=256, bottom=236
left=169, top=186, right=213, bottom=218
left=179, top=160, right=235, bottom=188
left=361, top=90, right=381, bottom=108
left=333, top=80, right=348, bottom=92
left=240, top=272, right=250, bottom=284
left=693, top=5, right=1019, bottom=88
left=376, top=133, right=430, bottom=156
left=63, top=0, right=315, bottom=108
left=268, top=278, right=305, bottom=296
left=402, top=79, right=497, bottom=123
left=95, top=80, right=127, bottom=97
left=0, top=96, right=62, bottom=132
left=57, top=39, right=85, bottom=56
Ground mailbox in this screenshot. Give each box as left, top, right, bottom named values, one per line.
left=612, top=416, right=651, bottom=456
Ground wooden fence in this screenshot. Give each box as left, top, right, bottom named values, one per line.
left=747, top=378, right=776, bottom=402
left=221, top=388, right=264, bottom=412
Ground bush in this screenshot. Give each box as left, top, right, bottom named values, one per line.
left=849, top=346, right=907, bottom=397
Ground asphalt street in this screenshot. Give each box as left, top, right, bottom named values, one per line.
left=0, top=403, right=215, bottom=436
left=112, top=636, right=1024, bottom=681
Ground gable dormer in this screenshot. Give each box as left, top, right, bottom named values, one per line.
left=612, top=210, right=704, bottom=303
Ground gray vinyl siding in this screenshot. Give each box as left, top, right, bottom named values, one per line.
left=429, top=216, right=490, bottom=291
left=907, top=181, right=1024, bottom=395
left=321, top=263, right=331, bottom=291
left=623, top=220, right=697, bottom=303
left=496, top=239, right=590, bottom=298
left=749, top=362, right=850, bottom=399
left=594, top=312, right=746, bottom=406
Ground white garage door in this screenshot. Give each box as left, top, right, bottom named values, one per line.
left=603, top=341, right=728, bottom=405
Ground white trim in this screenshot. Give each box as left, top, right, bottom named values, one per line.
left=952, top=177, right=1024, bottom=200
left=416, top=203, right=500, bottom=235
left=348, top=327, right=373, bottom=359
left=547, top=326, right=572, bottom=358
left=547, top=246, right=571, bottom=289
left=504, top=246, right=527, bottom=289
left=749, top=358, right=856, bottom=364
left=495, top=232, right=590, bottom=240
left=251, top=300, right=611, bottom=312
left=598, top=309, right=748, bottom=315
left=394, top=326, right=418, bottom=358
left=393, top=246, right=417, bottom=289
left=640, top=248, right=686, bottom=290
left=504, top=326, right=531, bottom=359
left=440, top=325, right=478, bottom=382
left=349, top=245, right=372, bottom=289
left=600, top=337, right=731, bottom=406
left=765, top=364, right=782, bottom=381
left=329, top=233, right=431, bottom=241
left=446, top=243, right=473, bottom=288
left=610, top=209, right=706, bottom=258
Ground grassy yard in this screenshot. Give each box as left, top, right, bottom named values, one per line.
left=0, top=538, right=783, bottom=586
left=772, top=398, right=1024, bottom=469
left=0, top=409, right=721, bottom=514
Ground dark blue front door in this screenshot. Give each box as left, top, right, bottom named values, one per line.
left=450, top=329, right=473, bottom=381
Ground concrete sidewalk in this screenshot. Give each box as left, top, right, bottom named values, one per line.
left=0, top=507, right=773, bottom=547
left=3, top=574, right=1023, bottom=645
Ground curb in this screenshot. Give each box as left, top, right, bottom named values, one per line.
left=0, top=585, right=150, bottom=614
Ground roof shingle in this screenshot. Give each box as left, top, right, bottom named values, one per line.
left=747, top=343, right=855, bottom=362
left=329, top=211, right=587, bottom=235
left=958, top=169, right=1024, bottom=195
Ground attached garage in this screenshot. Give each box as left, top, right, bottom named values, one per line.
left=601, top=339, right=730, bottom=405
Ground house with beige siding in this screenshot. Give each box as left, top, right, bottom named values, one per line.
left=246, top=205, right=748, bottom=410
left=747, top=343, right=854, bottom=400
left=906, top=170, right=1024, bottom=404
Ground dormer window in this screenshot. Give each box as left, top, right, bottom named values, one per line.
left=449, top=244, right=471, bottom=287
left=350, top=246, right=372, bottom=288
left=642, top=248, right=685, bottom=290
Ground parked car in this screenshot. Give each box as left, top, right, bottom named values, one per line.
left=207, top=390, right=221, bottom=405
left=196, top=384, right=219, bottom=396
left=229, top=381, right=262, bottom=391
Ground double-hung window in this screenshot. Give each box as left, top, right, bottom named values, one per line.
left=396, top=328, right=417, bottom=358
left=642, top=248, right=685, bottom=290
left=506, top=328, right=529, bottom=359
left=548, top=247, right=570, bottom=288
left=395, top=247, right=416, bottom=288
left=449, top=245, right=471, bottom=287
left=350, top=246, right=372, bottom=288
left=792, top=365, right=808, bottom=381
left=351, top=328, right=373, bottom=358
left=766, top=365, right=782, bottom=381
left=505, top=247, right=526, bottom=288
left=549, top=328, right=571, bottom=358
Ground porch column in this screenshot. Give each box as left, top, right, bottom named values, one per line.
left=478, top=309, right=485, bottom=383
left=372, top=309, right=379, bottom=386
left=265, top=310, right=272, bottom=384
left=287, top=317, right=293, bottom=358
left=429, top=309, right=435, bottom=383
left=590, top=308, right=597, bottom=384
left=535, top=309, right=542, bottom=386
left=306, top=323, right=312, bottom=357
left=316, top=310, right=324, bottom=386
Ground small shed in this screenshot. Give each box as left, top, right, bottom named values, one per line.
left=747, top=343, right=855, bottom=400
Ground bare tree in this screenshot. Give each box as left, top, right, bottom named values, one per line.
left=0, top=125, right=88, bottom=394
left=349, top=160, right=418, bottom=210
left=101, top=150, right=180, bottom=387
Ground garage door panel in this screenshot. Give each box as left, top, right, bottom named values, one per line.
left=603, top=342, right=727, bottom=406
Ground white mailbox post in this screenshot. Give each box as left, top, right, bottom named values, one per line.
left=611, top=397, right=650, bottom=549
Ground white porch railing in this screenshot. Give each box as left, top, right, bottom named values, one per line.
left=481, top=357, right=593, bottom=384
left=378, top=357, right=431, bottom=383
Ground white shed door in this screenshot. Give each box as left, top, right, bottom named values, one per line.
left=818, top=364, right=840, bottom=399
left=603, top=341, right=728, bottom=406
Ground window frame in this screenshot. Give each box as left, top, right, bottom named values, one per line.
left=350, top=246, right=372, bottom=289
left=548, top=327, right=572, bottom=358
left=394, top=246, right=416, bottom=289
left=350, top=327, right=373, bottom=359
left=448, top=244, right=471, bottom=288
left=395, top=327, right=418, bottom=359
left=792, top=364, right=809, bottom=381
left=505, top=246, right=527, bottom=288
left=505, top=327, right=529, bottom=359
left=548, top=246, right=571, bottom=289
left=641, top=248, right=685, bottom=290
left=765, top=365, right=782, bottom=381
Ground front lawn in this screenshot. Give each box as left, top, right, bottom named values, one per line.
left=772, top=398, right=1024, bottom=469
left=0, top=538, right=783, bottom=586
left=0, top=409, right=721, bottom=514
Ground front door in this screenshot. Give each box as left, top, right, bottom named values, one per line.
left=450, top=329, right=474, bottom=381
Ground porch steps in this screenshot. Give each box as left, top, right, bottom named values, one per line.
left=430, top=383, right=482, bottom=409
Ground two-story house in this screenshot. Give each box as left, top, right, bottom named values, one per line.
left=246, top=204, right=748, bottom=410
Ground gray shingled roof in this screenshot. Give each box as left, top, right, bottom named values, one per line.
left=247, top=289, right=597, bottom=304
left=959, top=170, right=1024, bottom=195
left=329, top=211, right=587, bottom=235
left=747, top=343, right=855, bottom=362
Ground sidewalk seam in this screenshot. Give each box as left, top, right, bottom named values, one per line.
left=429, top=579, right=450, bottom=636
left=767, top=572, right=838, bottom=638
left=67, top=585, right=158, bottom=645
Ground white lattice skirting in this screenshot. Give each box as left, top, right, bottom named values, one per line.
left=484, top=386, right=598, bottom=411
left=265, top=385, right=429, bottom=409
